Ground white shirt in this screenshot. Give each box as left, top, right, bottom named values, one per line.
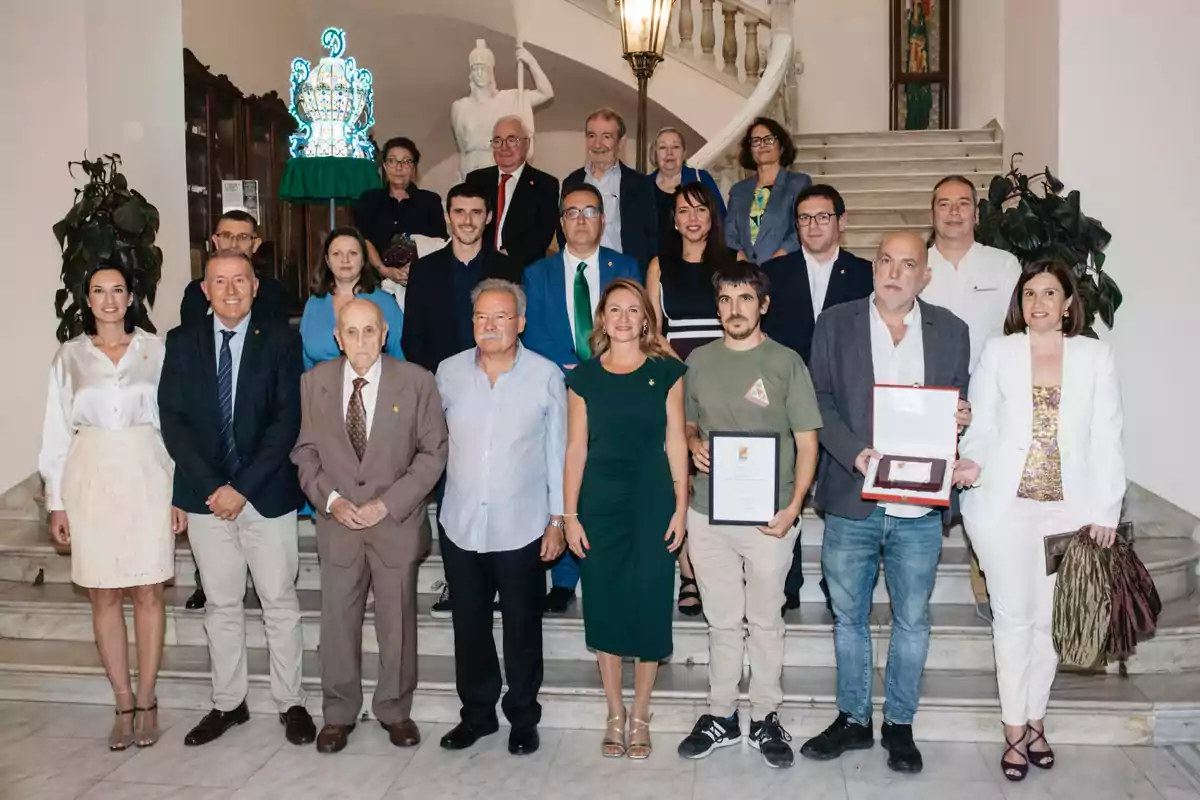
left=495, top=161, right=526, bottom=250
left=436, top=344, right=567, bottom=552
left=805, top=246, right=840, bottom=319
left=922, top=242, right=1021, bottom=372
left=584, top=162, right=623, bottom=253
left=867, top=295, right=931, bottom=519
left=380, top=279, right=406, bottom=312
left=39, top=330, right=166, bottom=511
left=325, top=357, right=383, bottom=512
left=562, top=246, right=601, bottom=339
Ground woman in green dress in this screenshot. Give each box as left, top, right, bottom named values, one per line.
left=562, top=278, right=689, bottom=760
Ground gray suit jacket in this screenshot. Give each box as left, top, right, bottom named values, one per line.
left=809, top=297, right=971, bottom=521
left=725, top=169, right=812, bottom=264
left=291, top=356, right=448, bottom=568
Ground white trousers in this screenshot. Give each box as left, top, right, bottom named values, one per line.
left=188, top=503, right=305, bottom=713
left=965, top=498, right=1083, bottom=725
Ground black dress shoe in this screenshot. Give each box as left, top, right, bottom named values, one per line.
left=508, top=725, right=539, bottom=755
left=440, top=720, right=499, bottom=750
left=799, top=711, right=874, bottom=761
left=280, top=705, right=316, bottom=745
left=780, top=592, right=801, bottom=617
left=184, top=701, right=249, bottom=746
left=881, top=721, right=923, bottom=773
left=543, top=586, right=576, bottom=615
left=184, top=587, right=207, bottom=610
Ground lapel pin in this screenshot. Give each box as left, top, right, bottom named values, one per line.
left=392, top=405, right=400, bottom=413
left=648, top=378, right=655, bottom=386
left=254, top=329, right=260, bottom=335
left=606, top=261, right=613, bottom=267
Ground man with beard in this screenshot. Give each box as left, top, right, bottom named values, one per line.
left=676, top=262, right=823, bottom=769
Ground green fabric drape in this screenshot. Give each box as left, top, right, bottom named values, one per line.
left=279, top=157, right=380, bottom=205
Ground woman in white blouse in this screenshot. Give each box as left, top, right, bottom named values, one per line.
left=40, top=263, right=185, bottom=751
left=953, top=261, right=1124, bottom=782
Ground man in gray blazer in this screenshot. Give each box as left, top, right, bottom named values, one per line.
left=291, top=299, right=448, bottom=754
left=798, top=232, right=971, bottom=775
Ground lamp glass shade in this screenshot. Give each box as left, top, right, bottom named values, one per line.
left=619, top=0, right=674, bottom=56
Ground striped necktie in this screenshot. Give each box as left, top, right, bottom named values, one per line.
left=217, top=330, right=240, bottom=477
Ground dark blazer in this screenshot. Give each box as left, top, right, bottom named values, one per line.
left=400, top=246, right=522, bottom=374
left=179, top=274, right=290, bottom=326
left=521, top=247, right=642, bottom=370
left=725, top=169, right=812, bottom=264
left=809, top=297, right=970, bottom=521
left=761, top=248, right=875, bottom=364
left=159, top=312, right=304, bottom=518
left=559, top=163, right=658, bottom=269
left=465, top=163, right=559, bottom=270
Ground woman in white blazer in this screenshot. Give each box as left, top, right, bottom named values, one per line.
left=954, top=261, right=1124, bottom=782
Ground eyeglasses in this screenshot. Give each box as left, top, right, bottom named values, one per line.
left=749, top=135, right=779, bottom=148
left=473, top=312, right=517, bottom=325
left=215, top=232, right=257, bottom=244
left=384, top=158, right=415, bottom=168
left=562, top=206, right=601, bottom=221
left=797, top=212, right=838, bottom=226
left=490, top=136, right=527, bottom=148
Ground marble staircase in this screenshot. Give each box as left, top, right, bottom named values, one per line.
left=0, top=500, right=1199, bottom=747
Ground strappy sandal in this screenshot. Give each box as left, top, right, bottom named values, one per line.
left=677, top=574, right=703, bottom=617
left=1000, top=729, right=1028, bottom=782
left=602, top=707, right=627, bottom=758
left=109, top=705, right=136, bottom=751
left=134, top=701, right=160, bottom=748
left=1027, top=724, right=1055, bottom=769
left=628, top=714, right=652, bottom=760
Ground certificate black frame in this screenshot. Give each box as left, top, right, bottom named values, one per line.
left=707, top=431, right=781, bottom=526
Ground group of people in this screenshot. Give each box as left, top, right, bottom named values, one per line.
left=38, top=107, right=1125, bottom=783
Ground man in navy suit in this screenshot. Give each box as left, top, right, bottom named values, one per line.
left=761, top=184, right=874, bottom=612
left=523, top=182, right=641, bottom=611
left=558, top=107, right=658, bottom=270
left=159, top=251, right=314, bottom=748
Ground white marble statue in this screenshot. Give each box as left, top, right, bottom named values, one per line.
left=451, top=39, right=553, bottom=179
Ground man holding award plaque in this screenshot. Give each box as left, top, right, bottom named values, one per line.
left=676, top=262, right=822, bottom=769
left=799, top=232, right=971, bottom=774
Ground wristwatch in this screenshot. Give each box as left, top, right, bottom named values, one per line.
left=549, top=519, right=566, bottom=529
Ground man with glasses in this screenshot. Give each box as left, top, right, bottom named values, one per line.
left=522, top=183, right=641, bottom=613
left=465, top=115, right=559, bottom=270
left=761, top=184, right=874, bottom=613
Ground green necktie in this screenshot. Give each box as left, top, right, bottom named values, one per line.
left=573, top=261, right=593, bottom=360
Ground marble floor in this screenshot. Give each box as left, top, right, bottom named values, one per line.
left=1, top=701, right=1199, bottom=800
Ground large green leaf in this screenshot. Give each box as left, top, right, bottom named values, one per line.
left=1043, top=168, right=1065, bottom=195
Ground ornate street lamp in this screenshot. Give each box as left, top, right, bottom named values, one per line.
left=618, top=0, right=675, bottom=172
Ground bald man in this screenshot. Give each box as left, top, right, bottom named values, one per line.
left=291, top=299, right=448, bottom=754
left=799, top=232, right=970, bottom=774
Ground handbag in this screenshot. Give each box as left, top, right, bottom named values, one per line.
left=1108, top=535, right=1162, bottom=660
left=1052, top=530, right=1113, bottom=670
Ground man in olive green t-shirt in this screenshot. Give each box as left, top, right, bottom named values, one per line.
left=675, top=262, right=822, bottom=770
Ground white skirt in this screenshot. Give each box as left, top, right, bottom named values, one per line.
left=61, top=425, right=175, bottom=589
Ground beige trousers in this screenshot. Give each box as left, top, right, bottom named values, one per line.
left=686, top=507, right=799, bottom=720
left=188, top=503, right=305, bottom=713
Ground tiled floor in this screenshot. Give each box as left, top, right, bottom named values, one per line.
left=1, top=701, right=1198, bottom=799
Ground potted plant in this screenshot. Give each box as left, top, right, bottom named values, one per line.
left=975, top=155, right=1121, bottom=332
left=52, top=154, right=163, bottom=342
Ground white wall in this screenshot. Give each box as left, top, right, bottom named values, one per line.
left=1057, top=0, right=1200, bottom=515
left=955, top=0, right=1005, bottom=129
left=182, top=0, right=303, bottom=99
left=793, top=0, right=890, bottom=133
left=1002, top=0, right=1059, bottom=173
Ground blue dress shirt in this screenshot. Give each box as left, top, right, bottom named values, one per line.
left=213, top=313, right=252, bottom=410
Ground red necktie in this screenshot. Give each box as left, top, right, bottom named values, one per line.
left=495, top=172, right=512, bottom=249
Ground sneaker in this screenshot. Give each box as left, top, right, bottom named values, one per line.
left=748, top=712, right=794, bottom=768
left=677, top=712, right=742, bottom=759
left=542, top=586, right=576, bottom=615
left=799, top=711, right=874, bottom=761
left=881, top=721, right=923, bottom=773
left=430, top=582, right=452, bottom=619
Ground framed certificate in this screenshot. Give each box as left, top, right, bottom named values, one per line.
left=708, top=431, right=780, bottom=526
left=861, top=384, right=960, bottom=507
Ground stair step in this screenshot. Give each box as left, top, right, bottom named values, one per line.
left=795, top=129, right=1000, bottom=147
left=843, top=207, right=933, bottom=226
left=815, top=172, right=993, bottom=192
left=0, top=639, right=1194, bottom=744
left=839, top=189, right=945, bottom=208
left=794, top=141, right=1003, bottom=161
left=2, top=581, right=1196, bottom=674
left=796, top=156, right=1004, bottom=177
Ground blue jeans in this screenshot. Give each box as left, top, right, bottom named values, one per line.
left=822, top=507, right=942, bottom=726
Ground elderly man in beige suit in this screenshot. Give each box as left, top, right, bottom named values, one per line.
left=291, top=299, right=448, bottom=754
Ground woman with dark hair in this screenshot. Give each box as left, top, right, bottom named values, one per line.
left=562, top=278, right=688, bottom=759
left=954, top=261, right=1125, bottom=782
left=354, top=136, right=447, bottom=276
left=40, top=262, right=185, bottom=750
left=725, top=116, right=811, bottom=264
left=299, top=227, right=406, bottom=369
left=648, top=127, right=726, bottom=239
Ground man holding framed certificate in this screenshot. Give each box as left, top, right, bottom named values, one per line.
left=676, top=263, right=822, bottom=769
left=799, top=231, right=971, bottom=775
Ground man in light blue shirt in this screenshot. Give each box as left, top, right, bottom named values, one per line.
left=434, top=278, right=567, bottom=757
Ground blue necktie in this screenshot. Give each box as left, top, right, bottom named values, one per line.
left=217, top=329, right=240, bottom=477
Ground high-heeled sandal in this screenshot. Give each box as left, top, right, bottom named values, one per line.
left=677, top=575, right=703, bottom=617
left=109, top=706, right=136, bottom=751
left=134, top=701, right=160, bottom=748
left=628, top=715, right=652, bottom=760
left=1027, top=724, right=1055, bottom=769
left=1000, top=729, right=1028, bottom=782
left=602, top=708, right=627, bottom=758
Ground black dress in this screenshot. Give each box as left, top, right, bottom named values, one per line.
left=657, top=253, right=726, bottom=360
